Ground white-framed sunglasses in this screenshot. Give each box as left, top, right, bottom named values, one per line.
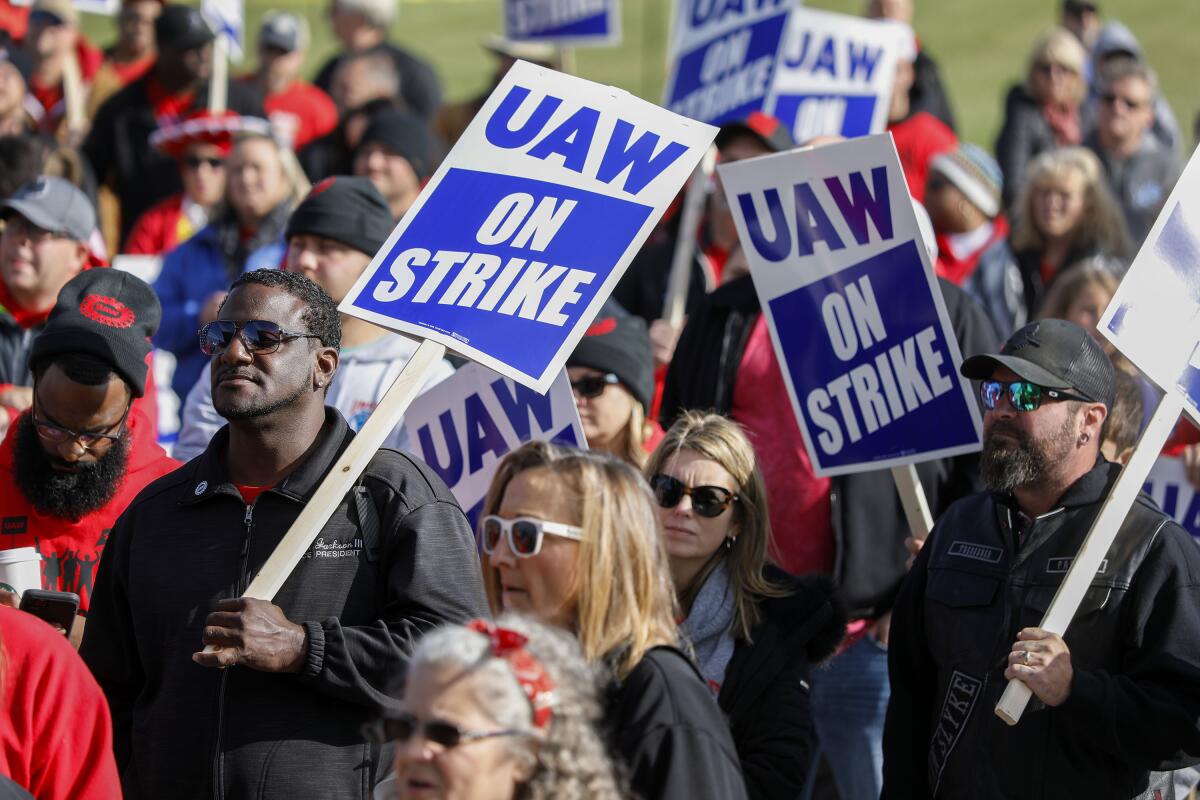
left=480, top=515, right=583, bottom=558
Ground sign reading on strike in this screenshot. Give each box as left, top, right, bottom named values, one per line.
left=405, top=364, right=585, bottom=525
left=1143, top=455, right=1200, bottom=539
left=505, top=0, right=621, bottom=46
left=719, top=134, right=982, bottom=476
left=1101, top=148, right=1200, bottom=399
left=766, top=8, right=904, bottom=142
left=664, top=0, right=798, bottom=126
left=340, top=60, right=716, bottom=392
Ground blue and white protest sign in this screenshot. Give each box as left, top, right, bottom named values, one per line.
left=8, top=0, right=117, bottom=14
left=202, top=0, right=244, bottom=61
left=1143, top=456, right=1200, bottom=538
left=340, top=60, right=717, bottom=392
left=718, top=133, right=983, bottom=476
left=766, top=9, right=904, bottom=143
left=404, top=364, right=586, bottom=525
left=663, top=0, right=798, bottom=126
left=505, top=0, right=621, bottom=47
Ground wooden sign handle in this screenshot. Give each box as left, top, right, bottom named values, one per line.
left=62, top=49, right=86, bottom=135
left=209, top=36, right=228, bottom=114
left=663, top=144, right=717, bottom=328
left=891, top=462, right=934, bottom=541
left=995, top=390, right=1185, bottom=725
left=202, top=339, right=447, bottom=655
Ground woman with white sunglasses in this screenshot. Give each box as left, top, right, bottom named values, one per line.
left=479, top=441, right=748, bottom=800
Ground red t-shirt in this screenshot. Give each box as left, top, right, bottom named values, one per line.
left=146, top=74, right=196, bottom=123
left=243, top=77, right=338, bottom=151
left=0, top=606, right=121, bottom=800
left=729, top=315, right=835, bottom=576
left=27, top=39, right=102, bottom=131
left=236, top=485, right=269, bottom=505
left=887, top=111, right=958, bottom=203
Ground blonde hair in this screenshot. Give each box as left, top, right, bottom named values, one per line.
left=230, top=129, right=311, bottom=210
left=480, top=443, right=679, bottom=680
left=1025, top=27, right=1087, bottom=105
left=614, top=399, right=650, bottom=468
left=1010, top=147, right=1132, bottom=259
left=1037, top=259, right=1133, bottom=372
left=644, top=411, right=787, bottom=643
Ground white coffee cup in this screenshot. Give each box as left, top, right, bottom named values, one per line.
left=0, top=547, right=43, bottom=598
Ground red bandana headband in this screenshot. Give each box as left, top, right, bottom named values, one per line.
left=466, top=619, right=556, bottom=731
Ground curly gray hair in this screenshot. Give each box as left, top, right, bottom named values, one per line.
left=401, top=614, right=624, bottom=800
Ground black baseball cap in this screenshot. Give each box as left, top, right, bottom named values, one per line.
left=714, top=111, right=795, bottom=155
left=961, top=319, right=1115, bottom=408
left=155, top=5, right=215, bottom=53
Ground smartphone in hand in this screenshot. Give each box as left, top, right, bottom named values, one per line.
left=19, top=589, right=80, bottom=637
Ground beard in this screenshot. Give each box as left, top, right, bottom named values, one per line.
left=213, top=376, right=308, bottom=421
left=980, top=415, right=1078, bottom=493
left=12, top=414, right=131, bottom=521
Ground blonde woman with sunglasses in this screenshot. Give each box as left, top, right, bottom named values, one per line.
left=645, top=411, right=845, bottom=800
left=479, top=441, right=749, bottom=800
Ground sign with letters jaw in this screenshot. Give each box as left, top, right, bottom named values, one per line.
left=505, top=0, right=621, bottom=47
left=663, top=0, right=799, bottom=126
left=405, top=365, right=586, bottom=526
left=718, top=133, right=983, bottom=477
left=765, top=8, right=903, bottom=142
left=340, top=60, right=717, bottom=393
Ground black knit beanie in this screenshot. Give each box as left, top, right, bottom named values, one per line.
left=567, top=309, right=655, bottom=413
left=29, top=269, right=161, bottom=397
left=356, top=110, right=437, bottom=181
left=285, top=176, right=394, bottom=257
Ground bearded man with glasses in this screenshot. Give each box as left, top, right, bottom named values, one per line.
left=882, top=318, right=1200, bottom=798
left=81, top=267, right=489, bottom=800
left=0, top=269, right=177, bottom=642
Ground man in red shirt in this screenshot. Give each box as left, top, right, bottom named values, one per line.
left=885, top=25, right=957, bottom=202
left=240, top=11, right=336, bottom=152
left=0, top=269, right=177, bottom=621
left=87, top=0, right=161, bottom=118
left=21, top=0, right=101, bottom=136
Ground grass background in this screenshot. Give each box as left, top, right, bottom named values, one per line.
left=83, top=0, right=1200, bottom=153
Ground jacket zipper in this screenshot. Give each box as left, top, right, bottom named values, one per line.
left=213, top=503, right=256, bottom=800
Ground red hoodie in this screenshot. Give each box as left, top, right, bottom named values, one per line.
left=0, top=407, right=178, bottom=611
left=0, top=605, right=120, bottom=800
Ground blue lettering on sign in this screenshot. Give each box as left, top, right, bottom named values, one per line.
left=1144, top=476, right=1200, bottom=537
left=485, top=85, right=688, bottom=195
left=771, top=94, right=879, bottom=140
left=689, top=0, right=789, bottom=27
left=666, top=13, right=789, bottom=125
left=352, top=168, right=652, bottom=376
left=768, top=240, right=978, bottom=468
left=738, top=166, right=892, bottom=262
left=783, top=32, right=885, bottom=81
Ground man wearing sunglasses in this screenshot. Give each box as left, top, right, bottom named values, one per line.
left=81, top=268, right=488, bottom=799
left=0, top=270, right=177, bottom=638
left=883, top=319, right=1200, bottom=797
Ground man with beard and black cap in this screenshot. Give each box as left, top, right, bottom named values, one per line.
left=81, top=267, right=486, bottom=799
left=0, top=269, right=177, bottom=628
left=883, top=318, right=1200, bottom=798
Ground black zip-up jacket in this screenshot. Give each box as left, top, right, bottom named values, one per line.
left=660, top=276, right=996, bottom=617
left=718, top=570, right=846, bottom=800
left=882, top=460, right=1200, bottom=798
left=80, top=409, right=490, bottom=800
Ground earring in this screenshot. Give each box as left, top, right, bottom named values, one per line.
left=316, top=380, right=324, bottom=388
left=725, top=536, right=736, bottom=550
left=1079, top=432, right=1090, bottom=444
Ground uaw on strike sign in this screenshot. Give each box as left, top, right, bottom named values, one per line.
left=505, top=0, right=621, bottom=46
left=342, top=61, right=717, bottom=391
left=720, top=134, right=983, bottom=476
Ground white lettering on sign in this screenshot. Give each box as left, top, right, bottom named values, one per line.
left=805, top=275, right=952, bottom=455
left=510, top=0, right=606, bottom=36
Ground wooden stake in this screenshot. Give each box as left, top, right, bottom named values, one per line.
left=663, top=144, right=717, bottom=328
left=209, top=36, right=228, bottom=114
left=202, top=338, right=447, bottom=655
left=62, top=49, right=86, bottom=136
left=890, top=462, right=934, bottom=541
left=994, top=389, right=1185, bottom=725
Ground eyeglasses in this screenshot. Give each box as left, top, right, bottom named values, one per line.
left=198, top=320, right=322, bottom=357
left=183, top=155, right=225, bottom=170
left=570, top=373, right=620, bottom=399
left=480, top=515, right=583, bottom=559
left=32, top=397, right=131, bottom=451
left=979, top=380, right=1088, bottom=412
left=1100, top=92, right=1148, bottom=112
left=650, top=474, right=738, bottom=518
left=363, top=712, right=523, bottom=749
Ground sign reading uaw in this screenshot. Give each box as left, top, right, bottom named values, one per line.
left=719, top=134, right=983, bottom=476
left=341, top=61, right=716, bottom=392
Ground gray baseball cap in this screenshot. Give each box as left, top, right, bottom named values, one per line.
left=0, top=177, right=96, bottom=243
left=259, top=11, right=309, bottom=53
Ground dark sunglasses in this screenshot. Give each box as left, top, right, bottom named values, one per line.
left=570, top=372, right=620, bottom=399
left=480, top=515, right=583, bottom=559
left=979, top=380, right=1087, bottom=412
left=363, top=712, right=521, bottom=749
left=198, top=319, right=322, bottom=357
left=183, top=155, right=225, bottom=170
left=32, top=393, right=131, bottom=451
left=650, top=474, right=738, bottom=518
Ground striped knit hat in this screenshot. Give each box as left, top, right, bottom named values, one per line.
left=930, top=143, right=1003, bottom=219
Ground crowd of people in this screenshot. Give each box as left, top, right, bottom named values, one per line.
left=0, top=0, right=1198, bottom=798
